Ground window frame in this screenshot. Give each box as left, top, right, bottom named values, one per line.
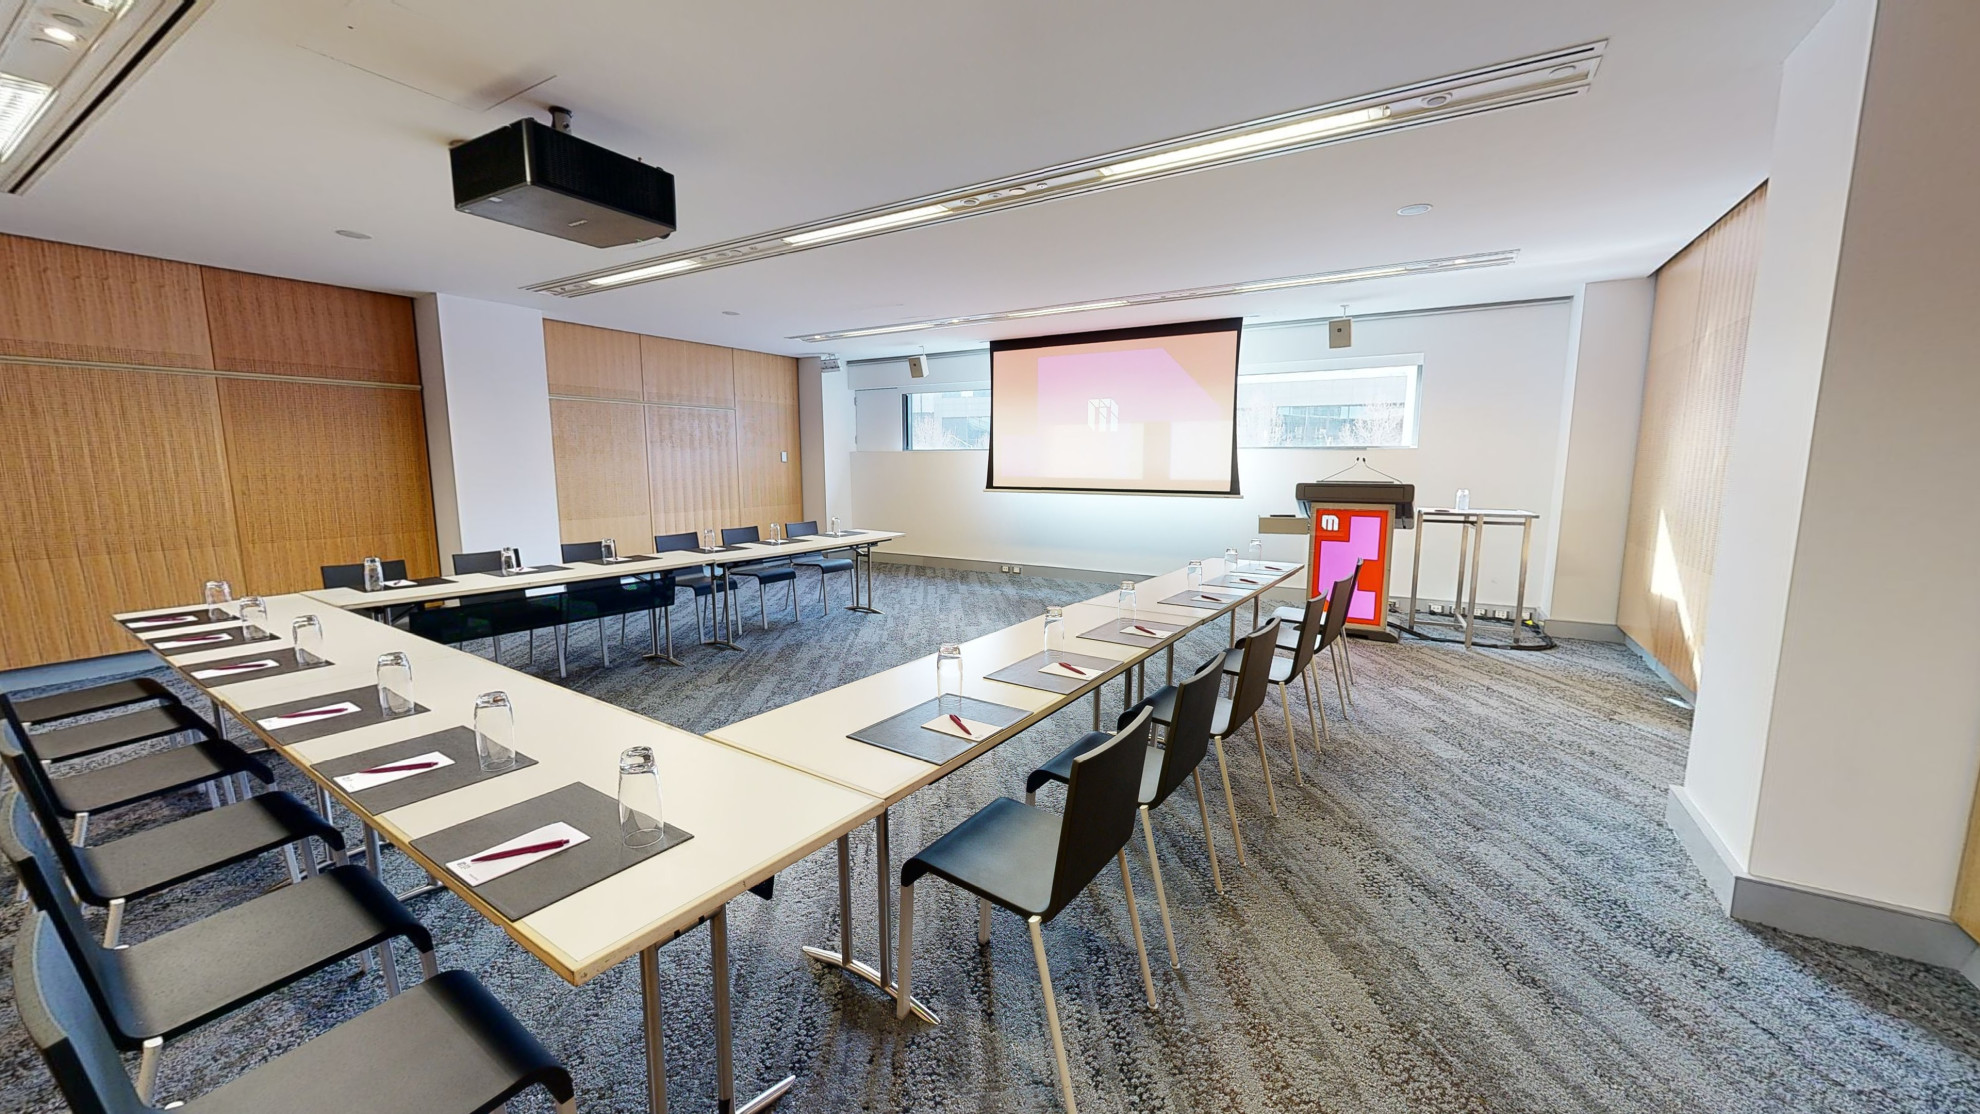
left=901, top=387, right=993, bottom=451
left=1234, top=357, right=1423, bottom=450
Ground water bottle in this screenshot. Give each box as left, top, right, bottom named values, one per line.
left=362, top=556, right=384, bottom=592
left=1455, top=489, right=1471, bottom=511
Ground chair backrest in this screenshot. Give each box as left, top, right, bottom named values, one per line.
left=452, top=550, right=525, bottom=602
left=1223, top=617, right=1283, bottom=736
left=0, top=792, right=132, bottom=1040
left=1286, top=591, right=1330, bottom=675
left=1316, top=562, right=1363, bottom=651
left=0, top=718, right=96, bottom=891
left=320, top=559, right=407, bottom=591
left=1149, top=656, right=1223, bottom=807
left=653, top=532, right=699, bottom=552
left=1046, top=706, right=1153, bottom=919
left=784, top=520, right=819, bottom=539
left=560, top=541, right=605, bottom=563
left=721, top=525, right=760, bottom=546
left=13, top=913, right=153, bottom=1114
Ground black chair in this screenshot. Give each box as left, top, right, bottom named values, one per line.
left=655, top=530, right=733, bottom=645
left=1027, top=656, right=1230, bottom=964
left=1271, top=562, right=1362, bottom=720
left=1, top=694, right=270, bottom=848
left=410, top=551, right=567, bottom=673
left=558, top=541, right=660, bottom=668
left=1146, top=617, right=1282, bottom=866
left=784, top=520, right=855, bottom=616
left=1, top=691, right=218, bottom=766
left=15, top=912, right=578, bottom=1114
left=319, top=559, right=409, bottom=589
left=2, top=730, right=343, bottom=946
left=897, top=708, right=1159, bottom=1113
left=719, top=526, right=799, bottom=629
left=2, top=792, right=437, bottom=1104
left=1221, top=586, right=1333, bottom=783
left=5, top=676, right=179, bottom=731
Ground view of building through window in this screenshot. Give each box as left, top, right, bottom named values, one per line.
left=1236, top=363, right=1420, bottom=448
left=905, top=389, right=992, bottom=449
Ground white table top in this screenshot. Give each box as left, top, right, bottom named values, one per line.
left=118, top=593, right=882, bottom=985
left=706, top=558, right=1304, bottom=803
left=302, top=529, right=902, bottom=610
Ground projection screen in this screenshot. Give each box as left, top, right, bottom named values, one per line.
left=987, top=318, right=1242, bottom=495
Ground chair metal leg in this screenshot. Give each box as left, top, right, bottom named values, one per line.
left=978, top=897, right=993, bottom=946
left=1304, top=664, right=1328, bottom=747
left=1211, top=735, right=1246, bottom=866
left=420, top=946, right=439, bottom=978
left=377, top=937, right=401, bottom=997
left=1339, top=635, right=1357, bottom=706
left=1028, top=916, right=1079, bottom=1114
left=1331, top=643, right=1350, bottom=719
left=1278, top=682, right=1304, bottom=787
left=640, top=943, right=669, bottom=1114
left=103, top=897, right=125, bottom=947
left=895, top=882, right=916, bottom=1020
left=204, top=781, right=221, bottom=809
left=283, top=842, right=304, bottom=884
left=136, top=1036, right=163, bottom=1104
left=1191, top=769, right=1223, bottom=895
left=1140, top=807, right=1179, bottom=968
left=1252, top=719, right=1281, bottom=817
left=1118, top=850, right=1157, bottom=1009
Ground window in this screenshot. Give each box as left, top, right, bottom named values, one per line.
left=904, top=389, right=991, bottom=450
left=1236, top=363, right=1419, bottom=448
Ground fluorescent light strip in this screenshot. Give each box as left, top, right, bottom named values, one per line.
left=530, top=43, right=1600, bottom=296
left=0, top=75, right=55, bottom=161
left=789, top=251, right=1518, bottom=343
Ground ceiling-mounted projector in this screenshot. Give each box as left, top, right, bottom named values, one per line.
left=450, top=108, right=676, bottom=248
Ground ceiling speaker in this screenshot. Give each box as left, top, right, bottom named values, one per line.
left=907, top=354, right=930, bottom=378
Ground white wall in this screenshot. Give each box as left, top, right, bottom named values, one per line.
left=413, top=294, right=562, bottom=568
left=1687, top=0, right=1980, bottom=915
left=840, top=301, right=1591, bottom=613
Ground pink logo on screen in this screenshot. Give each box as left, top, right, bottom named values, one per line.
left=1317, top=512, right=1382, bottom=622
left=1036, top=347, right=1218, bottom=425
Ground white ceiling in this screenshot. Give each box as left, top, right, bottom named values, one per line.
left=0, top=0, right=1832, bottom=359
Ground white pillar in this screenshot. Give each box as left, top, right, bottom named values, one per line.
left=413, top=294, right=562, bottom=567
left=1674, top=0, right=1980, bottom=959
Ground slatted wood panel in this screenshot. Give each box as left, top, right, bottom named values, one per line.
left=217, top=379, right=438, bottom=595
left=0, top=235, right=213, bottom=368
left=1617, top=186, right=1768, bottom=691
left=647, top=405, right=741, bottom=537
left=1957, top=779, right=1980, bottom=939
left=545, top=320, right=642, bottom=402
left=642, top=335, right=735, bottom=408
left=733, top=349, right=802, bottom=535
left=202, top=268, right=420, bottom=384
left=550, top=398, right=652, bottom=546
left=0, top=364, right=242, bottom=665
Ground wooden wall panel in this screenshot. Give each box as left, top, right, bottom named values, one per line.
left=1618, top=186, right=1768, bottom=691
left=218, top=379, right=438, bottom=595
left=646, top=405, right=740, bottom=538
left=0, top=364, right=242, bottom=667
left=545, top=320, right=642, bottom=401
left=202, top=268, right=420, bottom=384
left=733, top=349, right=802, bottom=535
left=0, top=235, right=213, bottom=368
left=641, top=335, right=735, bottom=408
left=550, top=399, right=652, bottom=546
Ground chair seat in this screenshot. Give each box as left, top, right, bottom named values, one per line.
left=562, top=580, right=656, bottom=621
left=77, top=791, right=340, bottom=902
left=29, top=703, right=215, bottom=763
left=9, top=678, right=179, bottom=727
left=730, top=562, right=798, bottom=584
left=180, top=970, right=568, bottom=1114
left=44, top=740, right=271, bottom=816
left=674, top=572, right=731, bottom=597
left=902, top=797, right=1060, bottom=916
left=1270, top=604, right=1305, bottom=627
left=1028, top=731, right=1163, bottom=803
left=113, top=864, right=430, bottom=1043
left=1219, top=644, right=1301, bottom=682
left=795, top=556, right=855, bottom=573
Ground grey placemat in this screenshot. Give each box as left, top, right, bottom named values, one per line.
left=1156, top=590, right=1245, bottom=610
left=313, top=726, right=537, bottom=813
left=1202, top=574, right=1273, bottom=590
left=411, top=782, right=691, bottom=921
left=580, top=555, right=658, bottom=566
left=1078, top=618, right=1188, bottom=649
left=242, top=685, right=431, bottom=744
left=501, top=564, right=571, bottom=576
left=120, top=610, right=223, bottom=633
left=145, top=624, right=277, bottom=656
left=182, top=648, right=334, bottom=688
left=848, top=696, right=1029, bottom=765
left=985, top=651, right=1122, bottom=695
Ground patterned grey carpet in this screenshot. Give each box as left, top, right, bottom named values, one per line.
left=5, top=563, right=1980, bottom=1112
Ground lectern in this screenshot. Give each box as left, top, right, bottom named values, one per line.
left=1260, top=480, right=1415, bottom=642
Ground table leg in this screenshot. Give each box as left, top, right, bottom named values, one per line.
left=1452, top=519, right=1472, bottom=640
left=1092, top=689, right=1101, bottom=730
left=1465, top=516, right=1485, bottom=650
left=641, top=943, right=669, bottom=1114
left=846, top=546, right=881, bottom=615
left=799, top=817, right=939, bottom=1023
left=1513, top=517, right=1533, bottom=646
left=707, top=564, right=743, bottom=652
left=1408, top=514, right=1425, bottom=629
left=642, top=577, right=686, bottom=666
left=711, top=906, right=796, bottom=1114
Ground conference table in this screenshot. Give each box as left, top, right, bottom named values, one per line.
left=109, top=548, right=1304, bottom=1109
left=114, top=593, right=881, bottom=1114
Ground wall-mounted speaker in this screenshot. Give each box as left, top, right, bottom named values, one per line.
left=907, top=354, right=930, bottom=378
left=1329, top=318, right=1353, bottom=348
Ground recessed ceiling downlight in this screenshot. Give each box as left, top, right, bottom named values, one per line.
left=334, top=229, right=372, bottom=239
left=1397, top=203, right=1434, bottom=216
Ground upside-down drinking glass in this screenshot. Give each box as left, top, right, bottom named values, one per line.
left=618, top=746, right=666, bottom=848
left=1187, top=560, right=1204, bottom=588
left=702, top=528, right=717, bottom=551
left=935, top=644, right=964, bottom=716
left=1248, top=539, right=1263, bottom=567
left=602, top=537, right=618, bottom=561
left=1117, top=580, right=1137, bottom=619
left=238, top=596, right=269, bottom=639
left=203, top=579, right=233, bottom=620
left=1223, top=546, right=1239, bottom=571
left=376, top=651, right=414, bottom=717
left=291, top=614, right=324, bottom=666
left=1042, top=606, right=1065, bottom=653
left=828, top=516, right=841, bottom=536
left=500, top=547, right=520, bottom=576
left=362, top=556, right=385, bottom=592
left=473, top=691, right=516, bottom=772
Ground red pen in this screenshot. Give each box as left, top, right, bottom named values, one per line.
left=470, top=838, right=570, bottom=864
left=1132, top=624, right=1162, bottom=637
left=1056, top=661, right=1088, bottom=676
left=948, top=713, right=973, bottom=737
left=1238, top=577, right=1260, bottom=584
left=278, top=706, right=352, bottom=721
left=358, top=760, right=439, bottom=776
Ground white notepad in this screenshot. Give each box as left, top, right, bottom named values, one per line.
left=333, top=751, right=454, bottom=793
left=447, top=823, right=589, bottom=887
